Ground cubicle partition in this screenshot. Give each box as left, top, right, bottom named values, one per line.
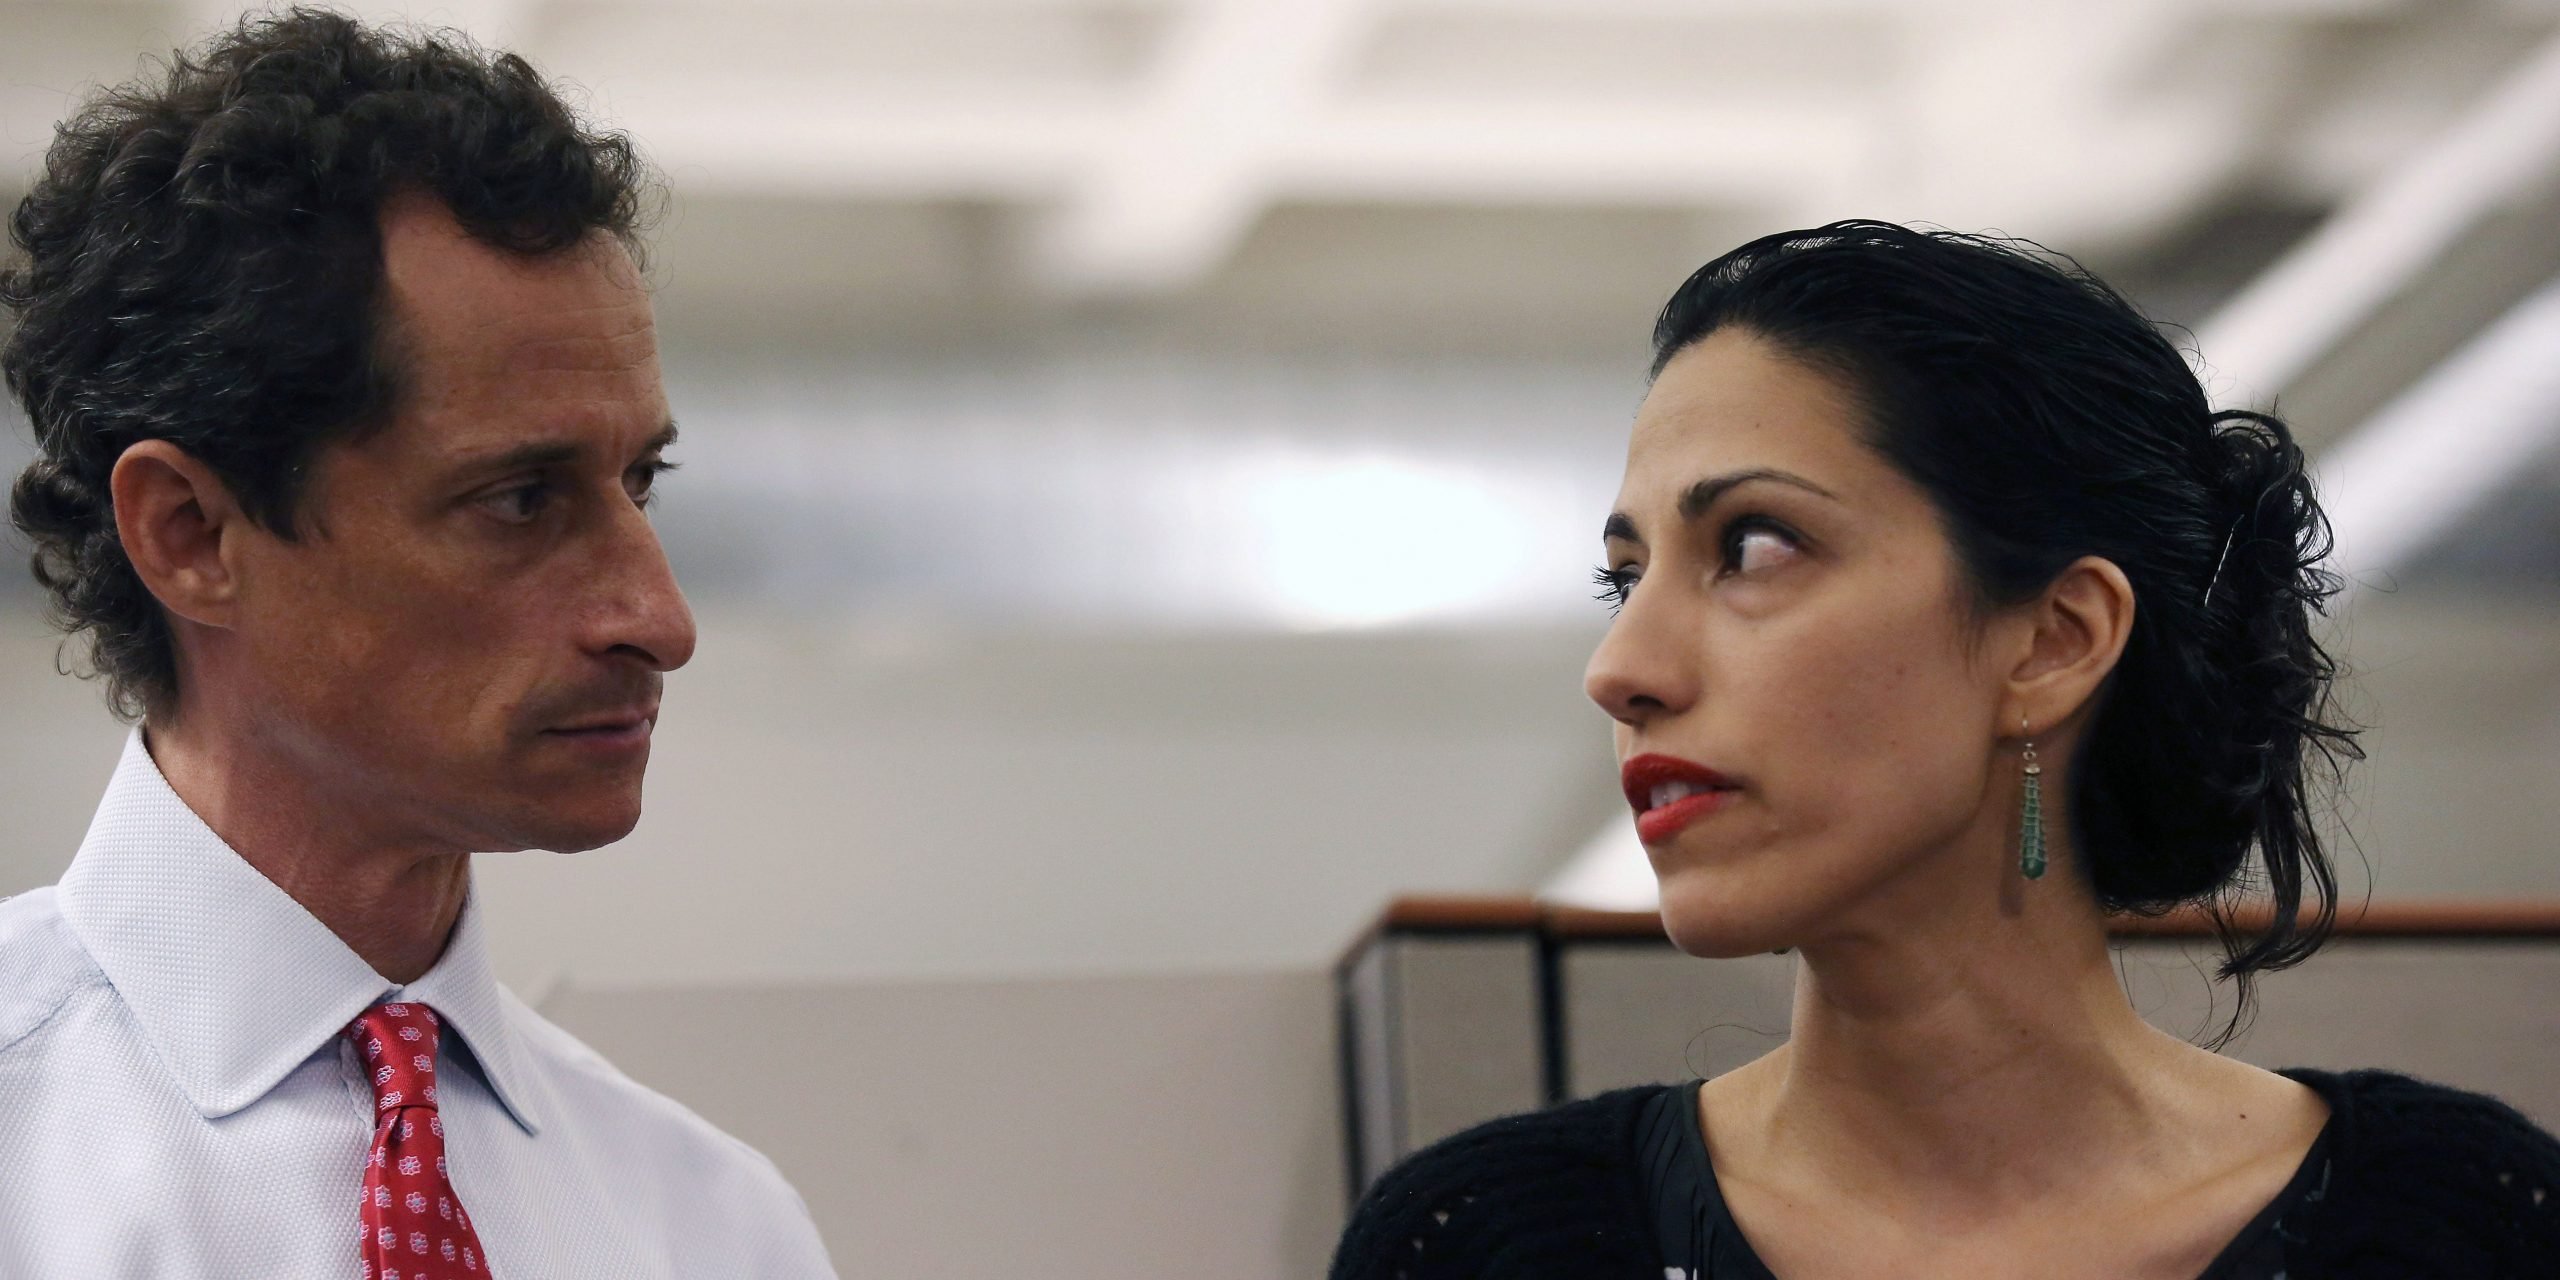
left=543, top=969, right=1348, bottom=1278
left=1338, top=898, right=2560, bottom=1198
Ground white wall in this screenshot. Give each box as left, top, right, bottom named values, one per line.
left=0, top=610, right=131, bottom=880
left=0, top=606, right=1618, bottom=992
left=541, top=969, right=1347, bottom=1278
left=9, top=590, right=2560, bottom=996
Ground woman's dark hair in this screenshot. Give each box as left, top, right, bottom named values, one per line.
left=3, top=7, right=652, bottom=719
left=1652, top=220, right=2361, bottom=1042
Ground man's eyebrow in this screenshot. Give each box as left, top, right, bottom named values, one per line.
left=451, top=422, right=678, bottom=476
left=1601, top=468, right=1838, bottom=544
left=454, top=439, right=582, bottom=476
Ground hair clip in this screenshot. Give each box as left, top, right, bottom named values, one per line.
left=2201, top=520, right=2240, bottom=609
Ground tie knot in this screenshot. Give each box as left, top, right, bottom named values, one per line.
left=343, top=1002, right=445, bottom=1114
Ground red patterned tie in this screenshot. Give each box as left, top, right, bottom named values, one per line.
left=345, top=1002, right=492, bottom=1279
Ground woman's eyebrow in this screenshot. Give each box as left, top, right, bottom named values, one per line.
left=1677, top=468, right=1837, bottom=521
left=1604, top=468, right=1838, bottom=544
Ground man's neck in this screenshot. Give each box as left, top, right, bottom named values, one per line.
left=143, top=713, right=469, bottom=984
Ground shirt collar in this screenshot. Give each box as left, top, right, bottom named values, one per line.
left=56, top=729, right=545, bottom=1134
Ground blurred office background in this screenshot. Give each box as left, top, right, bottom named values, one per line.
left=5, top=1, right=2560, bottom=1274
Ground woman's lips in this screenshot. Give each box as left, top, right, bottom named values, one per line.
left=1635, top=789, right=1736, bottom=843
left=1621, top=753, right=1740, bottom=844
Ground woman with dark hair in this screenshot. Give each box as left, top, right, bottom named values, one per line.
left=1329, top=222, right=2560, bottom=1279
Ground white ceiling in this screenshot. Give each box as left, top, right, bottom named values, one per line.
left=7, top=0, right=2560, bottom=628
left=7, top=0, right=2559, bottom=301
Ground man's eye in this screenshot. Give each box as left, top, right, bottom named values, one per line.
left=626, top=459, right=676, bottom=508
left=478, top=481, right=551, bottom=523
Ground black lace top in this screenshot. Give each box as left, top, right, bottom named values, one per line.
left=1331, top=1068, right=2560, bottom=1280
left=1635, top=1075, right=2338, bottom=1279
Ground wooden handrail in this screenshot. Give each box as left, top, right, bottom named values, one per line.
left=2106, top=900, right=2560, bottom=939
left=1333, top=895, right=1551, bottom=973
left=1376, top=896, right=1547, bottom=931
left=1364, top=895, right=2560, bottom=946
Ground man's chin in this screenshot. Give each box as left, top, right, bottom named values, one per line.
left=486, top=742, right=650, bottom=843
left=479, top=789, right=645, bottom=855
left=530, top=814, right=642, bottom=854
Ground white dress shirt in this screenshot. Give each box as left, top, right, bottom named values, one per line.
left=0, top=731, right=839, bottom=1278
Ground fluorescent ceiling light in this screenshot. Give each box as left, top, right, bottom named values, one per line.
left=2318, top=273, right=2560, bottom=586
left=2195, top=31, right=2560, bottom=409
left=1240, top=452, right=1546, bottom=630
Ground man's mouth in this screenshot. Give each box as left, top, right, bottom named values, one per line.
left=542, top=704, right=657, bottom=747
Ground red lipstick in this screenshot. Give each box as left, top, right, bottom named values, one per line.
left=1621, top=753, right=1739, bottom=844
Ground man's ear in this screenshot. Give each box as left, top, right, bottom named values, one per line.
left=109, top=441, right=252, bottom=631
left=2004, top=554, right=2136, bottom=734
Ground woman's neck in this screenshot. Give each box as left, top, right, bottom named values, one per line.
left=1726, top=852, right=2208, bottom=1216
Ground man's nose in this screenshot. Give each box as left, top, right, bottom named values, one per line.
left=588, top=500, right=697, bottom=673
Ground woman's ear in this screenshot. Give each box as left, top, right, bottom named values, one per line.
left=2005, top=555, right=2136, bottom=732
left=110, top=440, right=250, bottom=631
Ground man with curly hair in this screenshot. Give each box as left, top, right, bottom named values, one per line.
left=0, top=10, right=836, bottom=1275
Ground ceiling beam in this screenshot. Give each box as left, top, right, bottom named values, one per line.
left=2317, top=272, right=2560, bottom=586
left=179, top=0, right=533, bottom=46
left=594, top=0, right=2417, bottom=13
left=620, top=92, right=1870, bottom=206
left=1278, top=98, right=1865, bottom=204
left=619, top=94, right=1115, bottom=199
left=2196, top=29, right=2560, bottom=410
left=1842, top=5, right=2264, bottom=257
left=1020, top=0, right=1379, bottom=296
left=1400, top=0, right=2410, bottom=12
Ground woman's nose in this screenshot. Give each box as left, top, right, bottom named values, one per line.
left=1584, top=588, right=1699, bottom=727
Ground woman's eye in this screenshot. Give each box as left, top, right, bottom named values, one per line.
left=1719, top=519, right=1802, bottom=577
left=1592, top=564, right=1639, bottom=614
left=478, top=480, right=551, bottom=524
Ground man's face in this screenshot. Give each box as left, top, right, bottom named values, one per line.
left=220, top=195, right=695, bottom=854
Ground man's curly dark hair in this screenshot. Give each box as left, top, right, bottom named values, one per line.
left=2, top=7, right=653, bottom=719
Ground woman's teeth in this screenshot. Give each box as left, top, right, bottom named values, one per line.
left=1650, top=780, right=1711, bottom=810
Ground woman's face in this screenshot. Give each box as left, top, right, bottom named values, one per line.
left=1585, top=327, right=2021, bottom=957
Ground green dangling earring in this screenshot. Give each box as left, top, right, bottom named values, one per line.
left=2018, top=729, right=2047, bottom=880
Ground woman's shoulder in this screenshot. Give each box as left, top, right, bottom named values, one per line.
left=2298, top=1066, right=2560, bottom=1163
left=1327, top=1084, right=1675, bottom=1280
left=2283, top=1067, right=2560, bottom=1274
